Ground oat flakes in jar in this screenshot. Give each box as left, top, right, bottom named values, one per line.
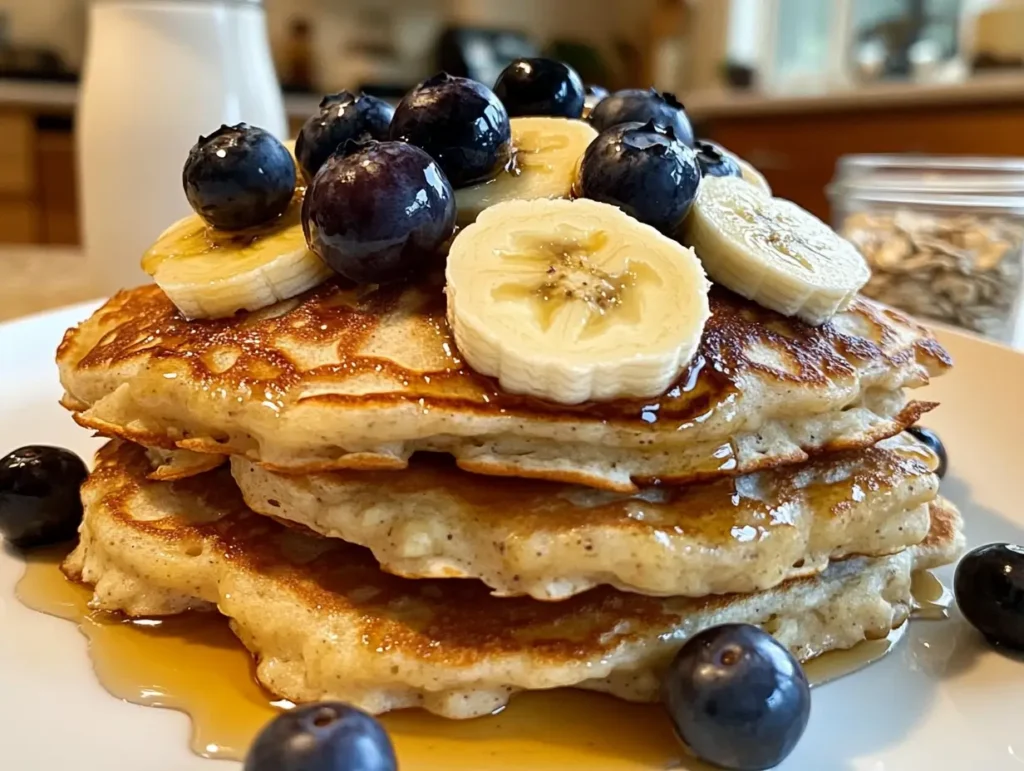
left=829, top=155, right=1024, bottom=345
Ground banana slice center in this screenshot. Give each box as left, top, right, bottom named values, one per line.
left=739, top=205, right=821, bottom=274
left=511, top=130, right=572, bottom=174
left=489, top=225, right=660, bottom=342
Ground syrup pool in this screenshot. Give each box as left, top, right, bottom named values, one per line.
left=16, top=546, right=930, bottom=769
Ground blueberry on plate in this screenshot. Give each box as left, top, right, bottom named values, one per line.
left=183, top=124, right=296, bottom=230
left=907, top=425, right=948, bottom=479
left=0, top=446, right=88, bottom=549
left=245, top=702, right=396, bottom=771
left=302, top=140, right=455, bottom=285
left=589, top=88, right=695, bottom=147
left=493, top=57, right=586, bottom=118
left=955, top=543, right=1024, bottom=649
left=586, top=84, right=610, bottom=101
left=295, top=91, right=395, bottom=182
left=694, top=140, right=742, bottom=179
left=577, top=120, right=701, bottom=235
left=663, top=623, right=811, bottom=771
left=389, top=72, right=511, bottom=188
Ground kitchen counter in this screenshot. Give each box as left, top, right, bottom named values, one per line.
left=0, top=78, right=322, bottom=120
left=0, top=248, right=98, bottom=322
left=687, top=71, right=1024, bottom=120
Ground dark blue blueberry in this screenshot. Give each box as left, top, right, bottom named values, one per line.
left=183, top=124, right=296, bottom=230
left=295, top=91, right=395, bottom=182
left=493, top=58, right=585, bottom=118
left=389, top=72, right=511, bottom=188
left=955, top=543, right=1024, bottom=650
left=577, top=121, right=701, bottom=235
left=586, top=84, right=609, bottom=101
left=663, top=624, right=811, bottom=771
left=907, top=425, right=948, bottom=479
left=244, top=702, right=396, bottom=771
left=302, top=140, right=455, bottom=285
left=0, top=446, right=87, bottom=549
left=589, top=88, right=694, bottom=147
left=695, top=140, right=742, bottom=179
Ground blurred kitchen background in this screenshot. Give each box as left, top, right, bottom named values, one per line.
left=6, top=0, right=1024, bottom=343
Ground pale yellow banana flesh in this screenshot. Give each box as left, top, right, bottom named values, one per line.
left=454, top=117, right=597, bottom=226
left=446, top=198, right=710, bottom=405
left=142, top=194, right=332, bottom=320
left=682, top=175, right=869, bottom=326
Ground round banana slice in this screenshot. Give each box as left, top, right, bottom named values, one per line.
left=683, top=175, right=869, bottom=326
left=142, top=195, right=332, bottom=320
left=446, top=198, right=710, bottom=405
left=454, top=117, right=597, bottom=226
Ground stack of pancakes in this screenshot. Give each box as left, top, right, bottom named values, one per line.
left=55, top=279, right=964, bottom=719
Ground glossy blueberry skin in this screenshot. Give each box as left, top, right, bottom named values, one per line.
left=695, top=140, right=742, bottom=179
left=244, top=702, right=396, bottom=771
left=577, top=121, right=701, bottom=235
left=302, top=141, right=455, bottom=285
left=183, top=124, right=296, bottom=230
left=493, top=58, right=585, bottom=118
left=0, top=446, right=88, bottom=549
left=295, top=91, right=394, bottom=182
left=907, top=425, right=948, bottom=479
left=589, top=88, right=695, bottom=147
left=955, top=543, right=1024, bottom=650
left=586, top=84, right=609, bottom=101
left=663, top=624, right=811, bottom=771
left=389, top=72, right=511, bottom=188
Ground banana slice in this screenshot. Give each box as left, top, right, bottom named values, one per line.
left=142, top=194, right=332, bottom=320
left=446, top=198, right=710, bottom=405
left=683, top=175, right=869, bottom=326
left=454, top=117, right=597, bottom=226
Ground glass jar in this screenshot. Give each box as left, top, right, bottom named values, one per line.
left=829, top=155, right=1024, bottom=345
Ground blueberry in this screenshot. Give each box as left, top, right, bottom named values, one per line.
left=589, top=88, right=695, bottom=147
left=493, top=58, right=585, bottom=118
left=303, top=140, right=455, bottom=285
left=182, top=124, right=296, bottom=230
left=695, top=140, right=741, bottom=179
left=389, top=72, right=511, bottom=188
left=663, top=624, right=811, bottom=771
left=0, top=446, right=88, bottom=549
left=244, top=702, right=396, bottom=771
left=907, top=425, right=948, bottom=479
left=295, top=91, right=394, bottom=183
left=955, top=543, right=1024, bottom=650
left=586, top=84, right=609, bottom=101
left=576, top=120, right=701, bottom=235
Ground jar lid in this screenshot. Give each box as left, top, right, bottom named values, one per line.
left=829, top=154, right=1024, bottom=212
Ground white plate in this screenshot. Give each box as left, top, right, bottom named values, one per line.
left=1, top=302, right=1023, bottom=771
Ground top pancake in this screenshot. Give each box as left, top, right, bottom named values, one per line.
left=58, top=279, right=950, bottom=491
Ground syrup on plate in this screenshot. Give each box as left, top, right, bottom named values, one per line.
left=16, top=546, right=934, bottom=769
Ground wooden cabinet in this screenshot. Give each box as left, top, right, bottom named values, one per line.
left=703, top=102, right=1024, bottom=225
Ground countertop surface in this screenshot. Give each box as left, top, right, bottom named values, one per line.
left=686, top=71, right=1024, bottom=120
left=0, top=248, right=98, bottom=323
left=0, top=78, right=321, bottom=120
left=8, top=72, right=1024, bottom=123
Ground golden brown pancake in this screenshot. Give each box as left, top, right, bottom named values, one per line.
left=231, top=433, right=939, bottom=600
left=57, top=281, right=950, bottom=491
left=65, top=441, right=964, bottom=719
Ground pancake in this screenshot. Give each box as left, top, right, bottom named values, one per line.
left=57, top=280, right=950, bottom=492
left=231, top=433, right=939, bottom=600
left=64, top=441, right=964, bottom=719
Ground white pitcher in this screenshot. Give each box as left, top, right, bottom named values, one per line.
left=78, top=0, right=287, bottom=293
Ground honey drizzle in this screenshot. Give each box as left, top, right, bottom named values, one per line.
left=15, top=548, right=942, bottom=768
